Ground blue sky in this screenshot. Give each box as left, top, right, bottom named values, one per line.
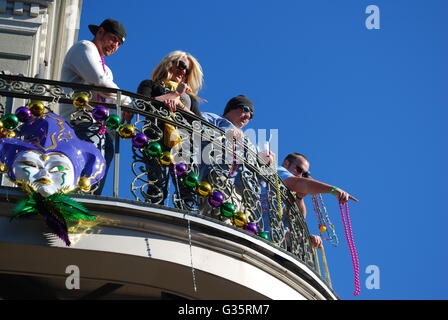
left=77, top=0, right=448, bottom=300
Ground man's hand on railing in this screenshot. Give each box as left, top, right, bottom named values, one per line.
left=123, top=95, right=132, bottom=105
left=121, top=110, right=133, bottom=123
left=226, top=128, right=244, bottom=140
left=258, top=150, right=276, bottom=166
left=310, top=235, right=323, bottom=248
left=121, top=99, right=138, bottom=123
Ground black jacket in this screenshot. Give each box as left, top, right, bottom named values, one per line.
left=137, top=79, right=201, bottom=118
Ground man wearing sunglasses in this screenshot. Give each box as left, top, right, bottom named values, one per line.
left=278, top=153, right=358, bottom=248
left=201, top=94, right=274, bottom=165
left=199, top=95, right=274, bottom=216
left=201, top=95, right=254, bottom=134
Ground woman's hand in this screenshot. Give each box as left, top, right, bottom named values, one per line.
left=163, top=98, right=178, bottom=112
left=155, top=93, right=183, bottom=113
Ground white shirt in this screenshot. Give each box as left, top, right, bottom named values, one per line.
left=60, top=40, right=130, bottom=121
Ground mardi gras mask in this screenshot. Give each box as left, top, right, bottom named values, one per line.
left=0, top=112, right=106, bottom=246
left=12, top=151, right=76, bottom=197
left=0, top=112, right=105, bottom=194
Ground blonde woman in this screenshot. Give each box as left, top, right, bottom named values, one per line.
left=136, top=51, right=204, bottom=205
left=137, top=50, right=204, bottom=117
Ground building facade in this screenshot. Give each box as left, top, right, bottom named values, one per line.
left=0, top=0, right=82, bottom=79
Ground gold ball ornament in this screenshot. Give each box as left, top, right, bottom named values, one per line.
left=197, top=181, right=212, bottom=197
left=319, top=225, right=327, bottom=233
left=117, top=124, right=135, bottom=139
left=28, top=101, right=45, bottom=117
left=73, top=93, right=90, bottom=110
left=0, top=163, right=8, bottom=174
left=159, top=151, right=174, bottom=166
left=78, top=177, right=91, bottom=192
left=232, top=212, right=248, bottom=228
left=2, top=130, right=16, bottom=139
left=0, top=120, right=3, bottom=130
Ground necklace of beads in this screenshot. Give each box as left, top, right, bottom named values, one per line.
left=311, top=193, right=338, bottom=246
left=100, top=56, right=106, bottom=73
left=228, top=137, right=237, bottom=178
left=339, top=201, right=361, bottom=296
left=274, top=162, right=283, bottom=219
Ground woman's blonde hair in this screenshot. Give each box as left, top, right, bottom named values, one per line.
left=151, top=50, right=204, bottom=95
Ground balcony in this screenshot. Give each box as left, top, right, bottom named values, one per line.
left=0, top=74, right=337, bottom=300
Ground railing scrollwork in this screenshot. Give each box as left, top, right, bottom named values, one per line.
left=0, top=74, right=321, bottom=276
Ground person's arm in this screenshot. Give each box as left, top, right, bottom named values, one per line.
left=138, top=80, right=188, bottom=113
left=189, top=95, right=202, bottom=118
left=137, top=80, right=155, bottom=97
left=284, top=176, right=358, bottom=203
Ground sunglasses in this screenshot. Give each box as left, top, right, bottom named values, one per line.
left=176, top=60, right=190, bottom=74
left=296, top=166, right=310, bottom=178
left=239, top=105, right=253, bottom=119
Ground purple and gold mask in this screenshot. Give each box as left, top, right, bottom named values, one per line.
left=0, top=112, right=105, bottom=196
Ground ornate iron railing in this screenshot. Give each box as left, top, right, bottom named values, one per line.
left=0, top=74, right=323, bottom=281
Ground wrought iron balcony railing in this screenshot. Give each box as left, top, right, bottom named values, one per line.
left=0, top=74, right=329, bottom=286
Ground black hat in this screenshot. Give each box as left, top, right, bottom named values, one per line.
left=223, top=95, right=254, bottom=116
left=88, top=18, right=127, bottom=43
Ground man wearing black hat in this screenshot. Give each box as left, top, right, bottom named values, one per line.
left=200, top=94, right=266, bottom=166
left=201, top=94, right=274, bottom=161
left=60, top=18, right=131, bottom=195
left=201, top=94, right=275, bottom=162
left=202, top=95, right=254, bottom=135
left=61, top=18, right=130, bottom=109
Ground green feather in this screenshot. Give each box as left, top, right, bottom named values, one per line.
left=48, top=194, right=89, bottom=213
left=58, top=205, right=95, bottom=221
left=47, top=193, right=94, bottom=221
left=11, top=199, right=37, bottom=220
left=11, top=191, right=95, bottom=225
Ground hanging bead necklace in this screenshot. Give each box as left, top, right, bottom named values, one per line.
left=100, top=56, right=106, bottom=73
left=274, top=162, right=283, bottom=219
left=311, top=193, right=339, bottom=246
left=339, top=202, right=361, bottom=296
left=228, top=137, right=237, bottom=178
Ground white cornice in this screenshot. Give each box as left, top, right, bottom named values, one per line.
left=0, top=0, right=50, bottom=17
left=0, top=17, right=41, bottom=34
left=4, top=0, right=52, bottom=7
